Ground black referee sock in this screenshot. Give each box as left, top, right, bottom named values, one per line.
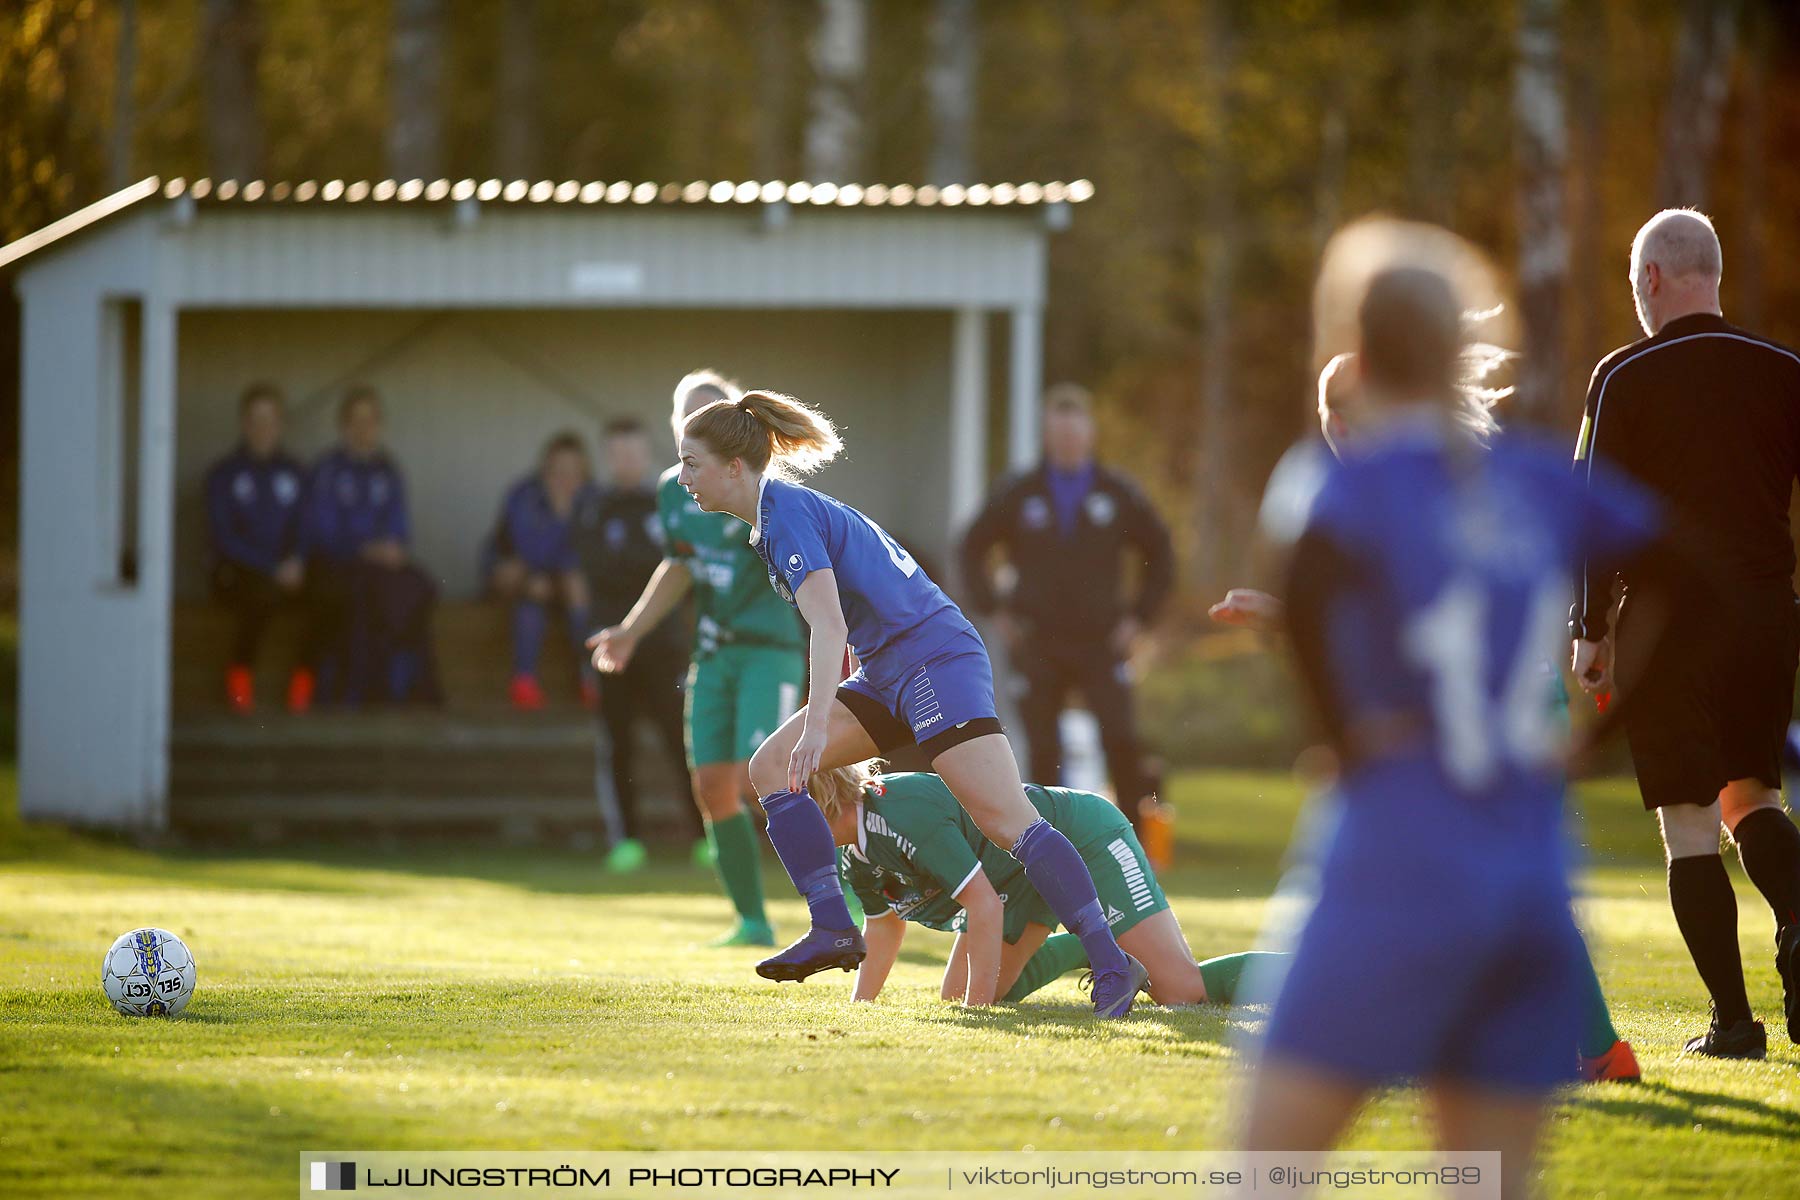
left=1732, top=807, right=1800, bottom=930
left=1668, top=854, right=1753, bottom=1026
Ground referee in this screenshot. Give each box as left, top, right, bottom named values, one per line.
left=1572, top=209, right=1800, bottom=1059
left=959, top=384, right=1174, bottom=832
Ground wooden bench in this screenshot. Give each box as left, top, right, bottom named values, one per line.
left=168, top=600, right=688, bottom=839
left=171, top=598, right=591, bottom=715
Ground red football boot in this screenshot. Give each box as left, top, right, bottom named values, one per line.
left=225, top=665, right=254, bottom=713
left=285, top=667, right=315, bottom=714
left=509, top=673, right=546, bottom=711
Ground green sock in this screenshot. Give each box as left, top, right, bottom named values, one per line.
left=708, top=812, right=767, bottom=925
left=1196, top=951, right=1287, bottom=1005
left=1575, top=941, right=1621, bottom=1057
left=840, top=868, right=866, bottom=926
left=1002, top=934, right=1089, bottom=1002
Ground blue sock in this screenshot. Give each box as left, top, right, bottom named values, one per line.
left=511, top=600, right=547, bottom=676
left=388, top=650, right=418, bottom=700
left=1011, top=819, right=1129, bottom=975
left=762, top=789, right=855, bottom=930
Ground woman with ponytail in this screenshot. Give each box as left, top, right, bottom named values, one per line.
left=588, top=371, right=808, bottom=949
left=670, top=390, right=1150, bottom=1017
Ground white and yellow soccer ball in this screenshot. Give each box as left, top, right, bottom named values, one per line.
left=101, top=928, right=196, bottom=1016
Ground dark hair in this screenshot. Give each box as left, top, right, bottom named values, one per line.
left=1358, top=267, right=1461, bottom=396
left=239, top=382, right=285, bottom=415
left=541, top=430, right=589, bottom=462
left=603, top=416, right=648, bottom=439
left=1043, top=382, right=1092, bottom=416
left=682, top=390, right=842, bottom=480
left=338, top=384, right=381, bottom=426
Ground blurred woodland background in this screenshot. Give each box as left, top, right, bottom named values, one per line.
left=3, top=1, right=1796, bottom=701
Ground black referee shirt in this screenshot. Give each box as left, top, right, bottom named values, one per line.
left=1573, top=312, right=1800, bottom=640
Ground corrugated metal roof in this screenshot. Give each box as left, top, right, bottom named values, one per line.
left=0, top=175, right=1094, bottom=272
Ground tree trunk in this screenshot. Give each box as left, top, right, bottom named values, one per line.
left=755, top=0, right=795, bottom=180
left=108, top=0, right=138, bottom=190
left=1569, top=0, right=1608, bottom=419
left=1654, top=0, right=1740, bottom=210
left=495, top=0, right=539, bottom=180
left=1733, top=17, right=1766, bottom=328
left=1512, top=0, right=1568, bottom=428
left=1311, top=102, right=1347, bottom=258
left=1192, top=1, right=1236, bottom=587
left=925, top=0, right=978, bottom=186
left=200, top=0, right=262, bottom=180
left=803, top=0, right=867, bottom=182
left=388, top=0, right=447, bottom=181
left=1406, top=3, right=1444, bottom=223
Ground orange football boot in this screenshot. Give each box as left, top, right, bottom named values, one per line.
left=1580, top=1039, right=1641, bottom=1083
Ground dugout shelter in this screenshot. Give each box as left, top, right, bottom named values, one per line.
left=3, top=174, right=1085, bottom=831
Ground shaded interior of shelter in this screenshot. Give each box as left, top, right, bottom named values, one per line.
left=168, top=306, right=961, bottom=837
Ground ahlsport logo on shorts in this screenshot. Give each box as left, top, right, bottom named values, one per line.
left=909, top=667, right=944, bottom=733
left=1107, top=838, right=1155, bottom=912
left=310, top=1161, right=356, bottom=1190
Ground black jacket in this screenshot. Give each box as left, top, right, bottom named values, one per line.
left=574, top=484, right=689, bottom=653
left=958, top=462, right=1174, bottom=638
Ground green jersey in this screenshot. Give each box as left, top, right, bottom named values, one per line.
left=840, top=773, right=1125, bottom=937
left=657, top=467, right=803, bottom=656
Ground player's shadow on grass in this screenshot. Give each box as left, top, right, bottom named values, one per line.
left=1569, top=1077, right=1800, bottom=1138
left=922, top=998, right=1241, bottom=1051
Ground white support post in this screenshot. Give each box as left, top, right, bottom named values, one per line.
left=1008, top=305, right=1043, bottom=469
left=138, top=298, right=177, bottom=825
left=948, top=307, right=987, bottom=532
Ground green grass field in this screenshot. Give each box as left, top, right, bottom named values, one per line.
left=3, top=769, right=1798, bottom=1198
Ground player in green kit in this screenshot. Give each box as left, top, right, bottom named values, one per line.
left=589, top=371, right=807, bottom=947
left=807, top=763, right=1280, bottom=1007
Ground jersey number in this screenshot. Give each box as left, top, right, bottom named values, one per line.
left=859, top=514, right=919, bottom=577
left=1401, top=577, right=1567, bottom=788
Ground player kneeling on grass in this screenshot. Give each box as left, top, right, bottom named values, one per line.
left=809, top=763, right=1280, bottom=1007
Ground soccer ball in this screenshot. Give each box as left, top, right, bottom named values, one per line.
left=101, top=928, right=196, bottom=1017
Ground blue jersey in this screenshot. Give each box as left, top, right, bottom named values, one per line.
left=488, top=474, right=586, bottom=574
left=301, top=447, right=411, bottom=564
left=204, top=445, right=305, bottom=574
left=1266, top=423, right=1661, bottom=848
left=750, top=478, right=976, bottom=691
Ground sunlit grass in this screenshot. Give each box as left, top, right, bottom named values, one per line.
left=2, top=770, right=1796, bottom=1197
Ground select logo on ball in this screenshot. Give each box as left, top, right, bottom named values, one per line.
left=100, top=927, right=196, bottom=1017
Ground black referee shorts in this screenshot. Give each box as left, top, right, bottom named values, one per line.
left=1613, top=587, right=1798, bottom=810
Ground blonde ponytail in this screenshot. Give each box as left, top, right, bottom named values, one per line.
left=682, top=389, right=843, bottom=480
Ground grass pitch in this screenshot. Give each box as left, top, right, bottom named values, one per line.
left=3, top=769, right=1798, bottom=1198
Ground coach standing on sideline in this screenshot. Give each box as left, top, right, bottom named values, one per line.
left=959, top=384, right=1174, bottom=832
left=1573, top=209, right=1800, bottom=1059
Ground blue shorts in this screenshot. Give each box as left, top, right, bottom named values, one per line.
left=837, top=628, right=1002, bottom=761
left=1260, top=866, right=1585, bottom=1092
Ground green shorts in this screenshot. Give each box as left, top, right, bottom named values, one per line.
left=685, top=644, right=806, bottom=768
left=994, top=797, right=1171, bottom=944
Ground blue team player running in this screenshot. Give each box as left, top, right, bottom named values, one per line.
left=1241, top=265, right=1684, bottom=1189
left=674, top=391, right=1150, bottom=1017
